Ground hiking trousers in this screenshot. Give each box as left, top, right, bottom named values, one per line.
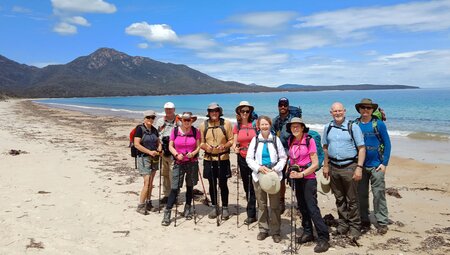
left=358, top=166, right=389, bottom=226
left=253, top=180, right=281, bottom=236
left=330, top=163, right=361, bottom=237
left=238, top=154, right=257, bottom=219
left=161, top=155, right=174, bottom=197
left=295, top=178, right=330, bottom=241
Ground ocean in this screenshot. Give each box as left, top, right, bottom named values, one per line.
left=36, top=88, right=450, bottom=140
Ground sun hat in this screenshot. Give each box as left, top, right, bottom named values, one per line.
left=258, top=171, right=280, bottom=194
left=206, top=102, right=223, bottom=116
left=355, top=98, right=378, bottom=113
left=316, top=170, right=331, bottom=194
left=278, top=97, right=289, bottom=106
left=143, top=110, right=156, bottom=117
left=164, top=102, right=175, bottom=109
left=235, top=101, right=254, bottom=114
left=181, top=112, right=198, bottom=123
left=286, top=117, right=309, bottom=133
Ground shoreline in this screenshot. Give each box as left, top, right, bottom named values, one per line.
left=1, top=99, right=449, bottom=254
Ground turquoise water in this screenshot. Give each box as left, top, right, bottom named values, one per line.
left=36, top=88, right=450, bottom=138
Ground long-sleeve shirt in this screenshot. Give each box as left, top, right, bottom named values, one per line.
left=357, top=118, right=391, bottom=167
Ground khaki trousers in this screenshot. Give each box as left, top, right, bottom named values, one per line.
left=253, top=180, right=281, bottom=235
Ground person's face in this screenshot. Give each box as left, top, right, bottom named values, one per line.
left=290, top=123, right=303, bottom=136
left=330, top=103, right=346, bottom=123
left=144, top=115, right=156, bottom=124
left=259, top=118, right=271, bottom=132
left=208, top=108, right=220, bottom=121
left=239, top=107, right=251, bottom=118
left=359, top=105, right=374, bottom=118
left=182, top=118, right=192, bottom=128
left=278, top=102, right=288, bottom=114
left=165, top=108, right=175, bottom=117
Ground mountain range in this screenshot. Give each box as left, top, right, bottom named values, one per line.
left=0, top=48, right=418, bottom=98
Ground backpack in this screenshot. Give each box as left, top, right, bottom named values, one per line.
left=325, top=120, right=358, bottom=163
left=354, top=117, right=385, bottom=161
left=129, top=124, right=155, bottom=168
left=203, top=118, right=228, bottom=142
left=288, top=130, right=324, bottom=171
left=253, top=135, right=279, bottom=162
left=273, top=106, right=302, bottom=133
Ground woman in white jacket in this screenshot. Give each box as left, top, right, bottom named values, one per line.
left=246, top=116, right=287, bottom=243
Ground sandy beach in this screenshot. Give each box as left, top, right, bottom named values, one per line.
left=1, top=99, right=449, bottom=255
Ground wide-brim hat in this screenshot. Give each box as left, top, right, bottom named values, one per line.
left=206, top=102, right=223, bottom=117
left=355, top=98, right=378, bottom=113
left=286, top=117, right=307, bottom=133
left=235, top=101, right=254, bottom=114
left=181, top=111, right=198, bottom=123
left=316, top=170, right=331, bottom=194
left=258, top=171, right=280, bottom=195
left=143, top=110, right=156, bottom=118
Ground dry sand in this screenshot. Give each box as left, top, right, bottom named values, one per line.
left=0, top=99, right=449, bottom=255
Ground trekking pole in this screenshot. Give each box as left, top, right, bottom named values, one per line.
left=192, top=168, right=197, bottom=225
left=198, top=170, right=210, bottom=206
left=290, top=176, right=295, bottom=254
left=236, top=157, right=240, bottom=228
left=216, top=153, right=221, bottom=226
left=292, top=177, right=298, bottom=254
left=158, top=154, right=162, bottom=213
left=247, top=171, right=251, bottom=231
left=174, top=166, right=182, bottom=227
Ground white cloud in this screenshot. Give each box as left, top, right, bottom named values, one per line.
left=65, top=16, right=90, bottom=26
left=138, top=43, right=149, bottom=49
left=177, top=34, right=216, bottom=49
left=51, top=0, right=116, bottom=14
left=376, top=50, right=432, bottom=61
left=229, top=11, right=297, bottom=30
left=125, top=22, right=178, bottom=42
left=53, top=22, right=77, bottom=35
left=279, top=33, right=333, bottom=50
left=296, top=0, right=450, bottom=37
left=12, top=6, right=32, bottom=13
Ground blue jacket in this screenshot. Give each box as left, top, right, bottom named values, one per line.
left=357, top=118, right=391, bottom=167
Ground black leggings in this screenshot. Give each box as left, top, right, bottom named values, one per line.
left=207, top=176, right=229, bottom=207
left=166, top=186, right=193, bottom=210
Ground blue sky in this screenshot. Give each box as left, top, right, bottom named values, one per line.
left=1, top=0, right=450, bottom=88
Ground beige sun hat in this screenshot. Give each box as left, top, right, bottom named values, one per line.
left=258, top=171, right=280, bottom=194
left=235, top=101, right=255, bottom=114
left=143, top=110, right=156, bottom=117
left=316, top=170, right=331, bottom=194
left=181, top=112, right=198, bottom=123
left=355, top=98, right=378, bottom=113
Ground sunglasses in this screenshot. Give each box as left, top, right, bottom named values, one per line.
left=145, top=116, right=155, bottom=119
left=360, top=106, right=373, bottom=110
left=208, top=109, right=220, bottom=113
left=240, top=110, right=250, bottom=114
left=278, top=104, right=288, bottom=108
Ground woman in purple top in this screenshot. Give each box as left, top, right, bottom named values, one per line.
left=287, top=117, right=330, bottom=253
left=161, top=112, right=201, bottom=226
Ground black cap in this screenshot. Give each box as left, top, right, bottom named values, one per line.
left=278, top=97, right=289, bottom=106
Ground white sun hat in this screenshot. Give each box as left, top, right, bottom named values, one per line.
left=258, top=171, right=280, bottom=195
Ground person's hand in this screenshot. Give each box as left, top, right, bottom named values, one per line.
left=289, top=171, right=302, bottom=179
left=376, top=164, right=386, bottom=173
left=353, top=166, right=362, bottom=181
left=175, top=153, right=184, bottom=161
left=323, top=165, right=330, bottom=179
left=258, top=166, right=270, bottom=174
left=232, top=145, right=240, bottom=154
left=217, top=144, right=226, bottom=152
left=205, top=144, right=213, bottom=153
left=149, top=150, right=158, bottom=157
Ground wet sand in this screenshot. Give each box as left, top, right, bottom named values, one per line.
left=0, top=99, right=449, bottom=254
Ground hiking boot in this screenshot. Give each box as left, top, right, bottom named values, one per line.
left=161, top=209, right=171, bottom=226
left=136, top=203, right=148, bottom=215
left=183, top=204, right=193, bottom=220
left=297, top=234, right=314, bottom=244
left=208, top=206, right=219, bottom=219
left=244, top=217, right=257, bottom=225
left=257, top=232, right=269, bottom=241
left=314, top=240, right=330, bottom=253
left=145, top=200, right=153, bottom=211
left=377, top=225, right=388, bottom=235
left=272, top=234, right=282, bottom=243
left=361, top=221, right=371, bottom=233
left=222, top=206, right=230, bottom=220
left=160, top=196, right=169, bottom=204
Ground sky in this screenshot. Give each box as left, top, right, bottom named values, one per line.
left=1, top=0, right=450, bottom=88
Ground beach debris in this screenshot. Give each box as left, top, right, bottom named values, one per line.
left=37, top=191, right=51, bottom=194
left=417, top=236, right=448, bottom=251
left=393, top=220, right=405, bottom=227
left=323, top=213, right=339, bottom=227
left=26, top=238, right=44, bottom=249
left=370, top=237, right=410, bottom=251
left=113, top=230, right=130, bottom=237
left=386, top=187, right=402, bottom=198
left=193, top=188, right=204, bottom=195
left=330, top=235, right=360, bottom=248
left=412, top=187, right=447, bottom=192
left=121, top=191, right=139, bottom=196
left=426, top=227, right=450, bottom=235
left=9, top=149, right=28, bottom=156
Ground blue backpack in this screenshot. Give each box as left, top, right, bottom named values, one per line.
left=288, top=130, right=324, bottom=171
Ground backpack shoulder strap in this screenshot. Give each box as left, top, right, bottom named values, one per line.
left=347, top=120, right=358, bottom=150
left=219, top=118, right=227, bottom=139
left=203, top=119, right=209, bottom=141
left=192, top=127, right=197, bottom=139
left=173, top=126, right=179, bottom=140
left=372, top=119, right=383, bottom=144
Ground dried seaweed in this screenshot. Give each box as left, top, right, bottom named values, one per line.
left=386, top=187, right=402, bottom=198
left=26, top=238, right=44, bottom=249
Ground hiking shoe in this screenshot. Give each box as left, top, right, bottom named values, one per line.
left=314, top=240, right=330, bottom=253
left=160, top=197, right=169, bottom=204
left=272, top=234, right=282, bottom=243
left=297, top=234, right=314, bottom=244
left=183, top=204, right=193, bottom=220
left=161, top=209, right=171, bottom=226
left=361, top=221, right=371, bottom=233
left=257, top=232, right=269, bottom=241
left=244, top=217, right=257, bottom=225
left=377, top=225, right=388, bottom=235
left=145, top=200, right=153, bottom=211
left=222, top=206, right=230, bottom=220
left=208, top=206, right=218, bottom=219
left=136, top=203, right=148, bottom=215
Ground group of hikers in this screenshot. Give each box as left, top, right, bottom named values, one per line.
left=130, top=97, right=391, bottom=253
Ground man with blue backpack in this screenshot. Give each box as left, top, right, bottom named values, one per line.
left=354, top=98, right=391, bottom=235
left=272, top=97, right=302, bottom=214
